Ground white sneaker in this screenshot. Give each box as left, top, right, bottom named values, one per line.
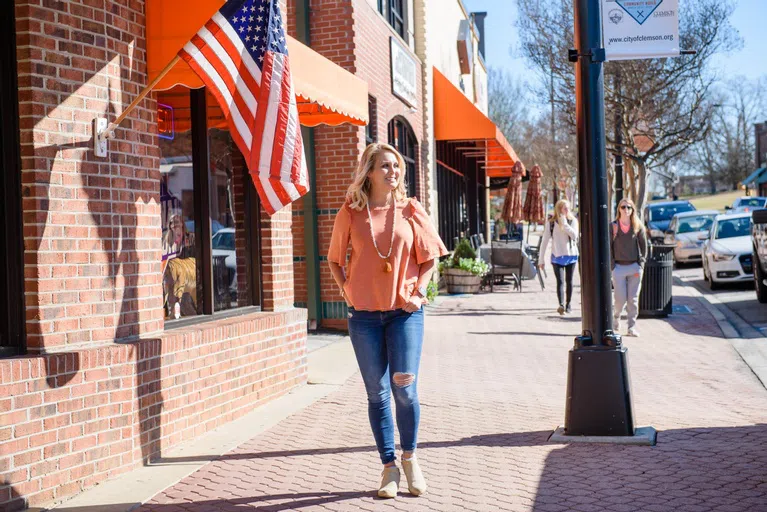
left=627, top=327, right=639, bottom=337
left=613, top=318, right=621, bottom=332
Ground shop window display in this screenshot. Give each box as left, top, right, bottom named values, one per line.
left=158, top=86, right=258, bottom=322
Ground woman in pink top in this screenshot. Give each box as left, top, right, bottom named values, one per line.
left=328, top=143, right=447, bottom=498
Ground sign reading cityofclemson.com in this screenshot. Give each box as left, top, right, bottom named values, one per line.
left=601, top=0, right=680, bottom=61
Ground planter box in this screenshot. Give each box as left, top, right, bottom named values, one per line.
left=444, top=268, right=483, bottom=294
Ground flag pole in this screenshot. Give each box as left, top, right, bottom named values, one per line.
left=99, top=55, right=181, bottom=142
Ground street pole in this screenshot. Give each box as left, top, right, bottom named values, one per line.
left=564, top=0, right=635, bottom=436
left=613, top=69, right=624, bottom=209
left=550, top=51, right=560, bottom=206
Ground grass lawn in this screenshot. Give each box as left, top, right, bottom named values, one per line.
left=682, top=190, right=743, bottom=212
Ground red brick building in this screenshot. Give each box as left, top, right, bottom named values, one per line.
left=287, top=0, right=426, bottom=330
left=0, top=1, right=366, bottom=510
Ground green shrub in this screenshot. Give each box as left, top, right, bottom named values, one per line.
left=452, top=238, right=476, bottom=265
left=455, top=257, right=489, bottom=277
left=426, top=280, right=439, bottom=302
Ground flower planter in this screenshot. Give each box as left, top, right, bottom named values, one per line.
left=444, top=268, right=483, bottom=294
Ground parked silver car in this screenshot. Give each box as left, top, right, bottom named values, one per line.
left=663, top=210, right=719, bottom=265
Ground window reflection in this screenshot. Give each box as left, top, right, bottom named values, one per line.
left=159, top=87, right=200, bottom=320
left=209, top=127, right=242, bottom=312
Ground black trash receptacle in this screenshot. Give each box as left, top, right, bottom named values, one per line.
left=639, top=244, right=674, bottom=317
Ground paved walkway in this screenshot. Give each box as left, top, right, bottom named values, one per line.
left=134, top=272, right=767, bottom=512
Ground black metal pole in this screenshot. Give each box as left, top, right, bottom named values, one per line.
left=614, top=70, right=624, bottom=208
left=564, top=0, right=635, bottom=436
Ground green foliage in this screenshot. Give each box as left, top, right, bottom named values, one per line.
left=426, top=280, right=439, bottom=302
left=451, top=238, right=476, bottom=264
left=455, top=257, right=489, bottom=277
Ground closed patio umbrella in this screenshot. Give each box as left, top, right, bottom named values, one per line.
left=501, top=161, right=525, bottom=226
left=523, top=165, right=545, bottom=224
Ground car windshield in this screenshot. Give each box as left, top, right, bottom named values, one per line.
left=737, top=198, right=766, bottom=208
left=212, top=231, right=235, bottom=250
left=677, top=215, right=715, bottom=234
left=649, top=203, right=694, bottom=222
left=715, top=218, right=751, bottom=239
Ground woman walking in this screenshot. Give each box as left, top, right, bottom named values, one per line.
left=327, top=143, right=448, bottom=498
left=611, top=198, right=649, bottom=337
left=538, top=199, right=579, bottom=315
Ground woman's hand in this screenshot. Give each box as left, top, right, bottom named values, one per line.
left=538, top=263, right=545, bottom=270
left=403, top=295, right=423, bottom=313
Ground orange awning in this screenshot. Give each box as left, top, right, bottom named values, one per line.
left=147, top=0, right=368, bottom=127
left=433, top=67, right=518, bottom=178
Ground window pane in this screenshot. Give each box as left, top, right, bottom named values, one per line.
left=209, top=126, right=251, bottom=311
left=158, top=87, right=201, bottom=320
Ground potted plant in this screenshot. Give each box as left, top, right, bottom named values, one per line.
left=439, top=239, right=490, bottom=294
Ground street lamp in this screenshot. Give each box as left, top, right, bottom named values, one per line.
left=563, top=0, right=635, bottom=437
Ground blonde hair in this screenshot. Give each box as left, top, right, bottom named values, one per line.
left=554, top=199, right=575, bottom=224
left=617, top=198, right=644, bottom=234
left=346, top=143, right=408, bottom=210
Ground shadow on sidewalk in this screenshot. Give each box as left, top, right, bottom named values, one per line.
left=145, top=430, right=554, bottom=465
left=46, top=491, right=374, bottom=512
left=532, top=423, right=767, bottom=511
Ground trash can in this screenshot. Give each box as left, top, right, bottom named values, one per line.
left=638, top=244, right=674, bottom=317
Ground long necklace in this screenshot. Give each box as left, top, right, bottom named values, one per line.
left=366, top=195, right=396, bottom=273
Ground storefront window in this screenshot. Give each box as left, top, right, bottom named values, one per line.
left=388, top=117, right=417, bottom=198
left=366, top=96, right=378, bottom=144
left=0, top=0, right=25, bottom=357
left=159, top=88, right=200, bottom=320
left=378, top=0, right=408, bottom=42
left=158, top=86, right=259, bottom=323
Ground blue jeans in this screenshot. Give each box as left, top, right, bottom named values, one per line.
left=347, top=307, right=424, bottom=465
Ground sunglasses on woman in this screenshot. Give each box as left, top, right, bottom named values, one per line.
left=620, top=205, right=633, bottom=210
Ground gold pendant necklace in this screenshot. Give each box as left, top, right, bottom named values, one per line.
left=366, top=195, right=396, bottom=273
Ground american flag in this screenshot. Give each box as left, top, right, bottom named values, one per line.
left=179, top=0, right=308, bottom=215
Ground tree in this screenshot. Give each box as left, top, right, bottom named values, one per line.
left=683, top=77, right=767, bottom=192
left=487, top=67, right=577, bottom=213
left=515, top=0, right=741, bottom=215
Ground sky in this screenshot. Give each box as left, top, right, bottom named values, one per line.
left=463, top=0, right=767, bottom=102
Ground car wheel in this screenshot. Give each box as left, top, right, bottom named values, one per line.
left=707, top=265, right=720, bottom=291
left=755, top=253, right=767, bottom=304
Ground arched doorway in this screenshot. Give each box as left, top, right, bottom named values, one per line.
left=388, top=117, right=417, bottom=198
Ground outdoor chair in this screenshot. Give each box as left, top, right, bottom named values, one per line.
left=489, top=240, right=524, bottom=292
left=526, top=236, right=545, bottom=291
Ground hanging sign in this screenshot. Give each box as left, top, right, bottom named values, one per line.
left=390, top=37, right=418, bottom=108
left=601, top=0, right=680, bottom=61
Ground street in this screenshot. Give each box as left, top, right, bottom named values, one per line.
left=675, top=265, right=767, bottom=338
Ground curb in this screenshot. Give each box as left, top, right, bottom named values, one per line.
left=675, top=276, right=767, bottom=390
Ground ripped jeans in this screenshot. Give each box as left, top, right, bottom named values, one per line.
left=347, top=307, right=424, bottom=465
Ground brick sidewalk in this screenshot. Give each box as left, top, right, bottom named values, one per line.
left=133, top=272, right=767, bottom=512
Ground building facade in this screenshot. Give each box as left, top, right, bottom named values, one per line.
left=287, top=0, right=426, bottom=330
left=415, top=0, right=517, bottom=250
left=1, top=1, right=368, bottom=510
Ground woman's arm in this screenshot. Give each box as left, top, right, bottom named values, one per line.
left=328, top=261, right=349, bottom=305
left=538, top=222, right=551, bottom=266
left=564, top=218, right=579, bottom=241
left=403, top=258, right=438, bottom=313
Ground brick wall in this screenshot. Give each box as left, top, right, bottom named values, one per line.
left=4, top=0, right=308, bottom=509
left=15, top=0, right=162, bottom=353
left=0, top=309, right=307, bottom=511
left=288, top=0, right=427, bottom=330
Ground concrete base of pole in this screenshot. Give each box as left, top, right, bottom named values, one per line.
left=549, top=426, right=657, bottom=446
